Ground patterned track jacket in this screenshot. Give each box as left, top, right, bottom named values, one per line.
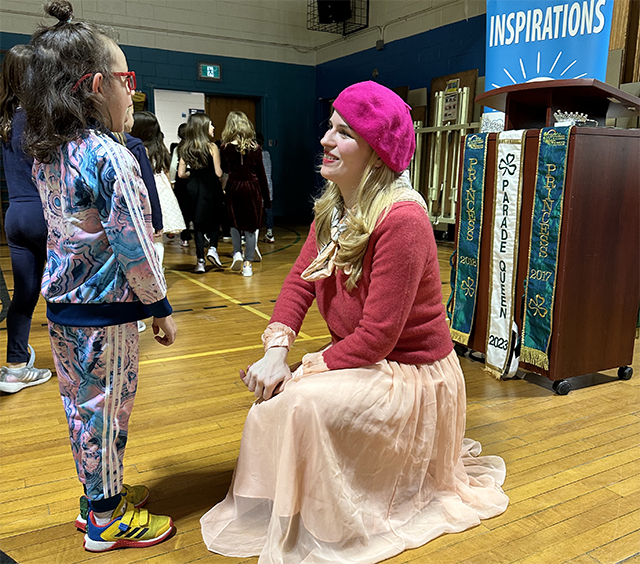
left=33, top=130, right=171, bottom=327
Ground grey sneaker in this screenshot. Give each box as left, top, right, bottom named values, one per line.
left=0, top=347, right=52, bottom=394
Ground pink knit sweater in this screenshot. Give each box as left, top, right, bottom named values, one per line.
left=270, top=201, right=453, bottom=369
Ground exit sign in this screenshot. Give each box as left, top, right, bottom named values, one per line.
left=198, top=62, right=221, bottom=81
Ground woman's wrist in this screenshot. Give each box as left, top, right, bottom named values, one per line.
left=262, top=322, right=296, bottom=351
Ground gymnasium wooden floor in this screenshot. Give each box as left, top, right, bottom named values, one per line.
left=1, top=224, right=638, bottom=564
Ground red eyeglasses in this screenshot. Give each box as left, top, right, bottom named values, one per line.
left=112, top=71, right=136, bottom=92
left=72, top=70, right=136, bottom=92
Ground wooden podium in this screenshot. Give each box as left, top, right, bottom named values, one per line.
left=455, top=81, right=640, bottom=393
left=476, top=78, right=640, bottom=129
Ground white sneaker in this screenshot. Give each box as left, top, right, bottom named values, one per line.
left=231, top=252, right=243, bottom=271
left=242, top=262, right=253, bottom=277
left=195, top=259, right=206, bottom=274
left=137, top=320, right=146, bottom=332
left=206, top=247, right=222, bottom=268
left=0, top=346, right=52, bottom=394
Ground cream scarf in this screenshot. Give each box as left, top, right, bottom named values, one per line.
left=301, top=176, right=427, bottom=282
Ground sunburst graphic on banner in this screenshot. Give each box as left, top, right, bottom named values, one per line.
left=490, top=50, right=588, bottom=89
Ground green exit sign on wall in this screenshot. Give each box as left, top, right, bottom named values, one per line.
left=198, top=62, right=221, bottom=81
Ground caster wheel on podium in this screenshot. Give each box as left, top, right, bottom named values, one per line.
left=618, top=366, right=633, bottom=380
left=552, top=379, right=572, bottom=395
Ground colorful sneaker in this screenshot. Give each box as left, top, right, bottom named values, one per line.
left=0, top=345, right=51, bottom=394
left=264, top=229, right=275, bottom=243
left=231, top=251, right=243, bottom=271
left=242, top=262, right=253, bottom=277
left=83, top=497, right=173, bottom=552
left=206, top=247, right=222, bottom=268
left=180, top=240, right=189, bottom=247
left=76, top=484, right=150, bottom=532
left=195, top=259, right=206, bottom=274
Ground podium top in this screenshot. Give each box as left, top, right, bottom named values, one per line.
left=476, top=79, right=640, bottom=129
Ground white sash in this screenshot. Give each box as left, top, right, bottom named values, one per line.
left=485, top=130, right=526, bottom=379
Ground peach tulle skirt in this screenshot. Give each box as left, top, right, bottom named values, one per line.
left=201, top=350, right=509, bottom=563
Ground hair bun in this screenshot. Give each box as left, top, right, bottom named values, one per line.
left=44, top=0, right=73, bottom=23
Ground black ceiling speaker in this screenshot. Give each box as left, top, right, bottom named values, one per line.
left=307, top=0, right=368, bottom=36
left=317, top=0, right=352, bottom=24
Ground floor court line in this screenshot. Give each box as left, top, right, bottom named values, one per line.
left=169, top=269, right=312, bottom=338
left=139, top=334, right=331, bottom=366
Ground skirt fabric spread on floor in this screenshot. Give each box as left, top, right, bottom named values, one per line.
left=201, top=350, right=509, bottom=563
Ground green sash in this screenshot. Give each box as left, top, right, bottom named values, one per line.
left=521, top=126, right=573, bottom=369
left=450, top=133, right=489, bottom=345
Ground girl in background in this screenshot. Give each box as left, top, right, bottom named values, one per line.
left=22, top=0, right=176, bottom=551
left=114, top=105, right=160, bottom=333
left=220, top=111, right=271, bottom=277
left=131, top=110, right=186, bottom=268
left=169, top=123, right=191, bottom=247
left=0, top=44, right=52, bottom=393
left=178, top=113, right=223, bottom=273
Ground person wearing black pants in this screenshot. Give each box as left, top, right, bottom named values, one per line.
left=0, top=45, right=52, bottom=393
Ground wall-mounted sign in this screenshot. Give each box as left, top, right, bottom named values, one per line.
left=198, top=62, right=222, bottom=82
left=132, top=91, right=147, bottom=112
left=485, top=0, right=614, bottom=91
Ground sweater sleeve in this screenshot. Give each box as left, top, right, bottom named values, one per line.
left=96, top=140, right=170, bottom=317
left=169, top=149, right=179, bottom=184
left=126, top=134, right=163, bottom=232
left=322, top=204, right=432, bottom=370
left=268, top=222, right=319, bottom=334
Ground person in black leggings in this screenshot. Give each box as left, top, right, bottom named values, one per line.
left=0, top=45, right=51, bottom=393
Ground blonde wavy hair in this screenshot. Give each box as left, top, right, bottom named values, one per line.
left=314, top=152, right=401, bottom=290
left=221, top=110, right=258, bottom=154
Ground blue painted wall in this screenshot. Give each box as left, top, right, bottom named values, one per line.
left=316, top=15, right=486, bottom=101
left=2, top=15, right=486, bottom=219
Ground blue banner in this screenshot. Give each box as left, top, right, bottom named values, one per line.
left=521, top=126, right=573, bottom=370
left=485, top=0, right=614, bottom=92
left=450, top=133, right=489, bottom=346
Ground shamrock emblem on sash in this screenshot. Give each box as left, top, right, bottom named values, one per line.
left=529, top=294, right=548, bottom=317
left=499, top=153, right=517, bottom=176
left=461, top=277, right=475, bottom=297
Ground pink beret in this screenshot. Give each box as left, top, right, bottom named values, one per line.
left=333, top=81, right=416, bottom=173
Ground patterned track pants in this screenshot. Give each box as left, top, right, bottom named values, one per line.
left=49, top=321, right=139, bottom=502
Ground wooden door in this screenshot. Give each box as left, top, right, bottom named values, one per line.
left=205, top=96, right=257, bottom=143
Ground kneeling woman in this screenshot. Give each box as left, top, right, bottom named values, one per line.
left=201, top=81, right=509, bottom=563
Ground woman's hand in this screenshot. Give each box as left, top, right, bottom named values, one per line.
left=240, top=347, right=291, bottom=401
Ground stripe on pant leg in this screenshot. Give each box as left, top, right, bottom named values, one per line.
left=111, top=324, right=125, bottom=493
left=101, top=326, right=117, bottom=500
